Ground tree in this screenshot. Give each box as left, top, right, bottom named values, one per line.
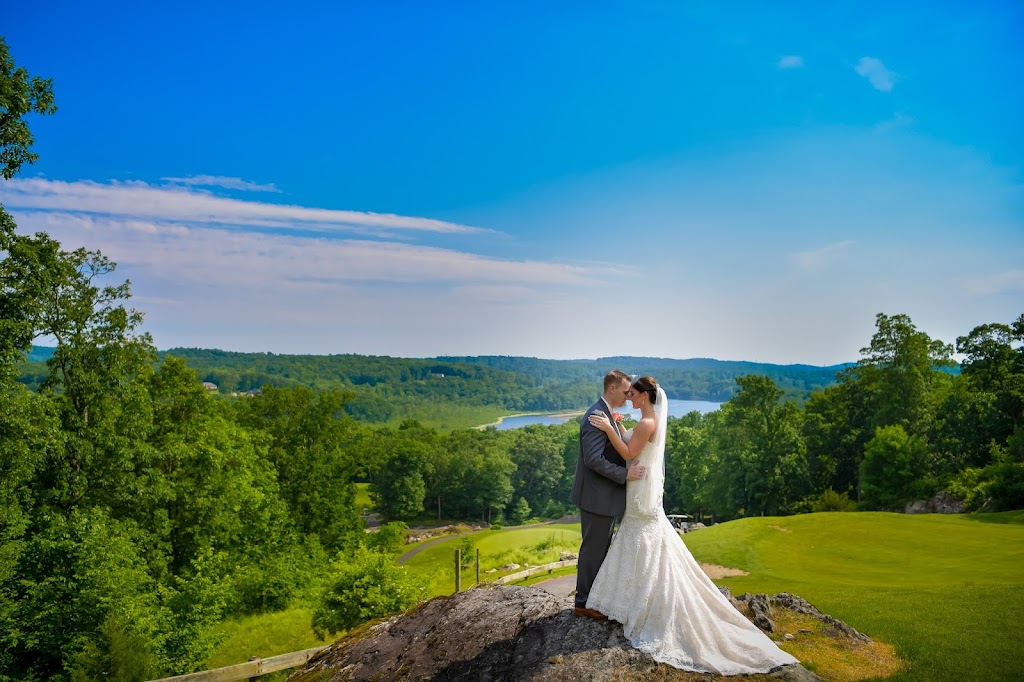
left=504, top=425, right=565, bottom=517
left=714, top=375, right=809, bottom=516
left=312, top=547, right=424, bottom=637
left=856, top=312, right=954, bottom=436
left=0, top=36, right=57, bottom=179
left=236, top=385, right=362, bottom=550
left=860, top=424, right=934, bottom=510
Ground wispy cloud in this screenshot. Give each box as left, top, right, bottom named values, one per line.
left=855, top=57, right=896, bottom=92
left=792, top=240, right=855, bottom=270
left=963, top=269, right=1024, bottom=296
left=0, top=178, right=490, bottom=236
left=777, top=55, right=803, bottom=69
left=8, top=205, right=600, bottom=291
left=162, top=175, right=281, bottom=193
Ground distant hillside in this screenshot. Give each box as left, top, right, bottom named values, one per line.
left=26, top=346, right=56, bottom=363
left=20, top=346, right=853, bottom=421
left=436, top=355, right=851, bottom=401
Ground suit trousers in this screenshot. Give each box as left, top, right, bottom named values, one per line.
left=575, top=508, right=618, bottom=608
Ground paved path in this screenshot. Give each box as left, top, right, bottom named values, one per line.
left=533, top=573, right=577, bottom=598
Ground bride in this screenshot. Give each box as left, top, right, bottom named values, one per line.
left=585, top=375, right=799, bottom=675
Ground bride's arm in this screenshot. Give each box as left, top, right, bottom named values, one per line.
left=588, top=413, right=654, bottom=461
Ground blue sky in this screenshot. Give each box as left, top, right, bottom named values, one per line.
left=3, top=2, right=1022, bottom=364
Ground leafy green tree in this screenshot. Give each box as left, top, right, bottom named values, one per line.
left=860, top=424, right=935, bottom=510
left=664, top=412, right=714, bottom=518
left=368, top=423, right=435, bottom=521
left=512, top=497, right=532, bottom=525
left=312, top=547, right=425, bottom=638
left=0, top=36, right=57, bottom=179
left=236, top=385, right=362, bottom=550
left=856, top=312, right=954, bottom=436
left=504, top=424, right=565, bottom=518
left=714, top=375, right=809, bottom=516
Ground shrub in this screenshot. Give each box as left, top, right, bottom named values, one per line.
left=312, top=548, right=426, bottom=638
left=811, top=488, right=858, bottom=512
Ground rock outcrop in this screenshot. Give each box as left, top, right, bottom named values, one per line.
left=904, top=491, right=966, bottom=514
left=288, top=585, right=830, bottom=681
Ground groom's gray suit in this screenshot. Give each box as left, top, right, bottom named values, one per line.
left=571, top=397, right=629, bottom=609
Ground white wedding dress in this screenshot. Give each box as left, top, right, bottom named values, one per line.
left=586, top=388, right=799, bottom=675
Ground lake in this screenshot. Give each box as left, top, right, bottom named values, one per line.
left=491, top=399, right=723, bottom=430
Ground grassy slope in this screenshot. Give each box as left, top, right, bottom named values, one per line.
left=401, top=524, right=582, bottom=596
left=206, top=512, right=1022, bottom=680
left=682, top=511, right=1024, bottom=681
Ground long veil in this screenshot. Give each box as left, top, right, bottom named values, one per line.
left=634, top=386, right=668, bottom=515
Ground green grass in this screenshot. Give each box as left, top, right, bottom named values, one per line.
left=682, top=511, right=1024, bottom=681
left=205, top=607, right=330, bottom=677
left=401, top=524, right=582, bottom=596
left=354, top=482, right=373, bottom=511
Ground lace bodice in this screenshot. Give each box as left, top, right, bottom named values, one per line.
left=626, top=436, right=663, bottom=518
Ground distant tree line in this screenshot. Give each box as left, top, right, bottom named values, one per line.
left=18, top=348, right=852, bottom=424
left=661, top=313, right=1024, bottom=520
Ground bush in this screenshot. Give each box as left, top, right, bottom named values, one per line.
left=312, top=548, right=426, bottom=638
left=948, top=461, right=1024, bottom=512
left=793, top=488, right=858, bottom=514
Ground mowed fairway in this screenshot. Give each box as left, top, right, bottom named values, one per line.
left=683, top=511, right=1024, bottom=681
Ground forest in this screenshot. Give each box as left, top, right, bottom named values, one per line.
left=17, top=347, right=851, bottom=426
left=1, top=37, right=1022, bottom=679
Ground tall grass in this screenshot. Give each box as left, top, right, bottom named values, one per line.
left=683, top=511, right=1024, bottom=681
left=205, top=607, right=329, bottom=676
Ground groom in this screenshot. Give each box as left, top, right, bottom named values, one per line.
left=571, top=370, right=646, bottom=620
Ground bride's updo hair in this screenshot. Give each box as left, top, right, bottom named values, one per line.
left=631, top=375, right=659, bottom=404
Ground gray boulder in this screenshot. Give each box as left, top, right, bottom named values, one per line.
left=289, top=585, right=822, bottom=681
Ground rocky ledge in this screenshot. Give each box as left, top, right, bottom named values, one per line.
left=287, top=585, right=879, bottom=681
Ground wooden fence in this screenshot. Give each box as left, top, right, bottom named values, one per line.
left=148, top=645, right=329, bottom=682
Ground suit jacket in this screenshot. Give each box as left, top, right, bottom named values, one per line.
left=571, top=398, right=628, bottom=516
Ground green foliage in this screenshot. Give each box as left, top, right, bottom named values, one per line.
left=365, top=522, right=408, bottom=555
left=809, top=488, right=858, bottom=513
left=512, top=497, right=532, bottom=525
left=68, top=612, right=160, bottom=682
left=0, top=37, right=57, bottom=179
left=312, top=547, right=426, bottom=638
left=860, top=425, right=935, bottom=510
left=235, top=385, right=362, bottom=551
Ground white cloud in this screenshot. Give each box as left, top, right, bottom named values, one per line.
left=162, top=175, right=281, bottom=193
left=777, top=55, right=803, bottom=69
left=792, top=240, right=855, bottom=270
left=9, top=211, right=599, bottom=291
left=963, top=269, right=1024, bottom=295
left=0, top=178, right=490, bottom=236
left=855, top=57, right=896, bottom=92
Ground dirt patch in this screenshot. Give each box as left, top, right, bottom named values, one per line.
left=769, top=524, right=792, bottom=533
left=701, top=563, right=750, bottom=578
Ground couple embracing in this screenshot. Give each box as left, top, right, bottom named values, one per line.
left=571, top=371, right=799, bottom=675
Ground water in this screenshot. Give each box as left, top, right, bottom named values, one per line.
left=492, top=399, right=723, bottom=430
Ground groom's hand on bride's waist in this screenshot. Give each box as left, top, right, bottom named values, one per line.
left=626, top=464, right=647, bottom=481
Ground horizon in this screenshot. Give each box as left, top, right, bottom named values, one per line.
left=4, top=2, right=1022, bottom=365
left=26, top=342, right=860, bottom=370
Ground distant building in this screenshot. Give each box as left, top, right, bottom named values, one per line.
left=202, top=381, right=218, bottom=392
